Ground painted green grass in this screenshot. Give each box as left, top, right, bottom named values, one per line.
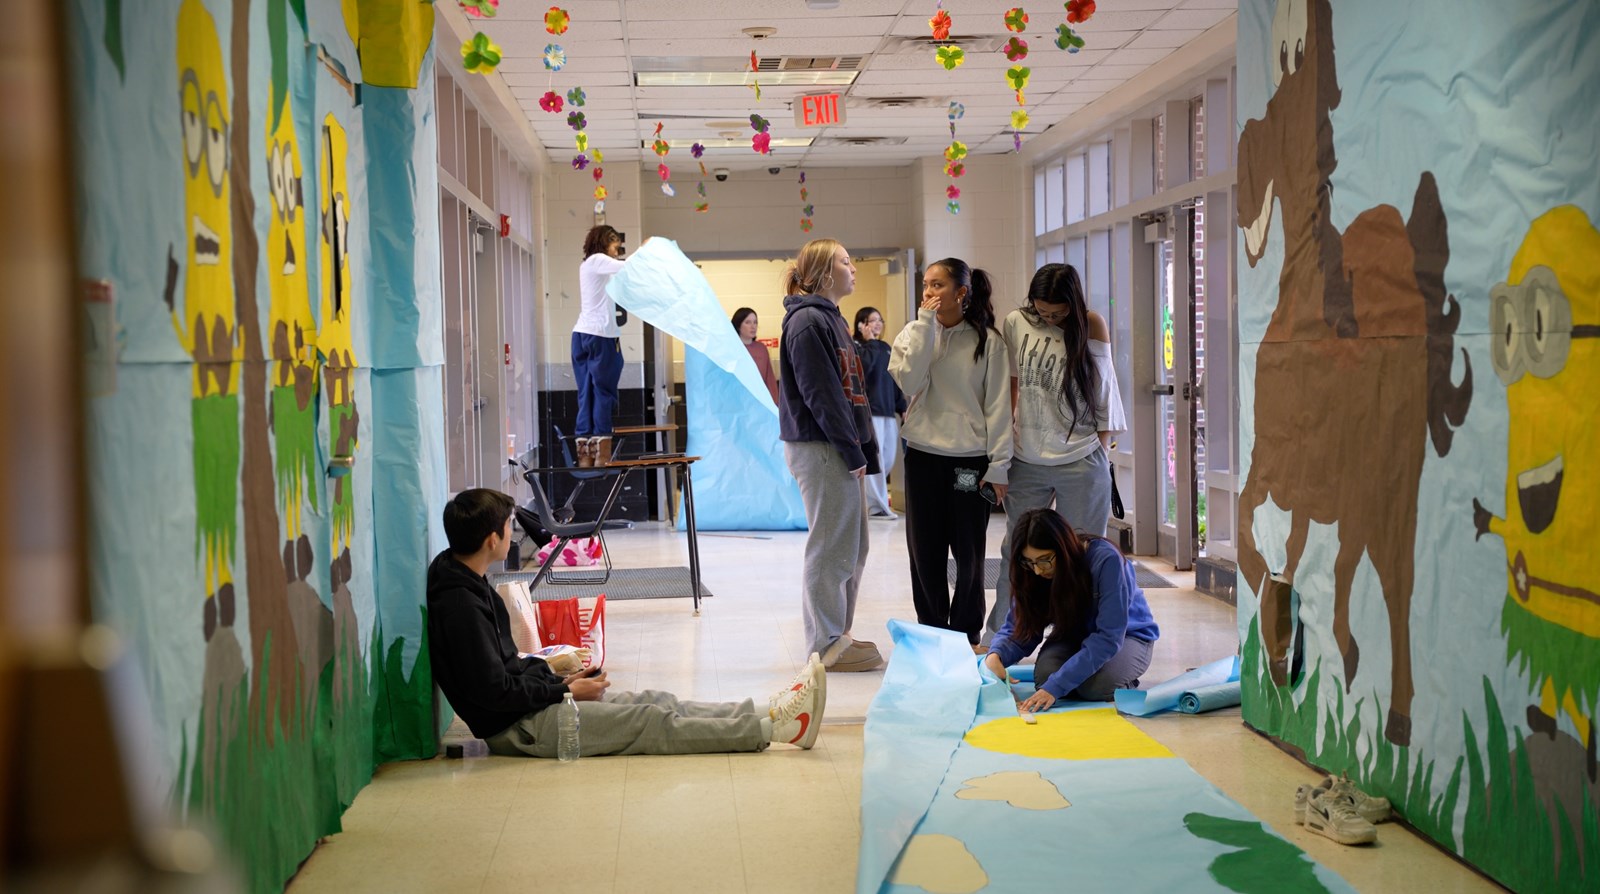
left=1241, top=617, right=1599, bottom=893
left=176, top=608, right=433, bottom=893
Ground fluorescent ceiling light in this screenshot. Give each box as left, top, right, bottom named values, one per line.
left=644, top=137, right=815, bottom=150
left=636, top=71, right=858, bottom=88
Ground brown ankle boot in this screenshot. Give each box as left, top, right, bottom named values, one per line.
left=575, top=437, right=594, bottom=468
left=594, top=436, right=613, bottom=466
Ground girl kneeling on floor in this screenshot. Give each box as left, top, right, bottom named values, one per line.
left=983, top=508, right=1159, bottom=712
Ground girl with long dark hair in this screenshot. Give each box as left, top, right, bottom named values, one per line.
left=984, top=263, right=1127, bottom=642
left=889, top=258, right=1012, bottom=648
left=571, top=225, right=632, bottom=466
left=852, top=306, right=906, bottom=519
left=984, top=509, right=1158, bottom=711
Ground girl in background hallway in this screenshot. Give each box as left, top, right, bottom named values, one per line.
left=890, top=257, right=1011, bottom=650
left=778, top=239, right=884, bottom=673
left=984, top=263, right=1126, bottom=644
left=853, top=306, right=906, bottom=519
left=732, top=307, right=779, bottom=404
left=985, top=508, right=1158, bottom=709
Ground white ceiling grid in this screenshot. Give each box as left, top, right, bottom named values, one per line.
left=474, top=0, right=1232, bottom=170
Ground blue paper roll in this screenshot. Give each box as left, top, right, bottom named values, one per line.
left=1177, top=681, right=1242, bottom=714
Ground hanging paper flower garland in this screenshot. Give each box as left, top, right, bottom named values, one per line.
left=460, top=0, right=498, bottom=18
left=1003, top=9, right=1032, bottom=150
left=462, top=33, right=502, bottom=75
left=944, top=101, right=964, bottom=214
left=799, top=170, right=812, bottom=232
left=652, top=122, right=675, bottom=196
left=539, top=91, right=563, bottom=113
left=544, top=6, right=570, bottom=34
left=1055, top=0, right=1094, bottom=53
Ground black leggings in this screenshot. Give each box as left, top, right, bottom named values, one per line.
left=903, top=447, right=992, bottom=644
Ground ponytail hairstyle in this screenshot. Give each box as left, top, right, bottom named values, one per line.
left=852, top=306, right=881, bottom=344
left=784, top=238, right=844, bottom=296
left=1025, top=263, right=1097, bottom=432
left=582, top=225, right=621, bottom=259
left=731, top=307, right=757, bottom=333
left=929, top=257, right=996, bottom=362
left=1005, top=508, right=1103, bottom=643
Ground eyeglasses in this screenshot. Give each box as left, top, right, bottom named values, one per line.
left=1031, top=307, right=1071, bottom=323
left=1018, top=552, right=1056, bottom=573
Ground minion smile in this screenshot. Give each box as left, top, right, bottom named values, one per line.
left=1515, top=454, right=1563, bottom=535
left=193, top=216, right=221, bottom=266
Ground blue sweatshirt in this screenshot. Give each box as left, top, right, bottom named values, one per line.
left=779, top=293, right=881, bottom=474
left=989, top=539, right=1160, bottom=699
left=854, top=339, right=907, bottom=417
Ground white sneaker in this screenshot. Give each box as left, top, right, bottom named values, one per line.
left=1297, top=786, right=1377, bottom=845
left=770, top=652, right=823, bottom=709
left=1324, top=774, right=1392, bottom=824
left=770, top=664, right=825, bottom=749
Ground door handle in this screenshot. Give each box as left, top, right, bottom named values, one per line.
left=1150, top=384, right=1174, bottom=396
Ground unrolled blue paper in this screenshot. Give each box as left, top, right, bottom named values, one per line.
left=605, top=239, right=805, bottom=529
left=1114, top=655, right=1241, bottom=717
left=1177, top=681, right=1243, bottom=714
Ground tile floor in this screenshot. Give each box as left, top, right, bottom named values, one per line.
left=286, top=517, right=1504, bottom=894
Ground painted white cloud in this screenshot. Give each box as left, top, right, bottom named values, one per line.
left=955, top=770, right=1071, bottom=811
left=888, top=834, right=988, bottom=894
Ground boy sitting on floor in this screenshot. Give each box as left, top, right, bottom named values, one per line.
left=428, top=488, right=824, bottom=757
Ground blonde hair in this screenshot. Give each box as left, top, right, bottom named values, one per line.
left=783, top=238, right=844, bottom=296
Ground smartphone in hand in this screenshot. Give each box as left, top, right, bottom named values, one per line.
left=979, top=482, right=998, bottom=505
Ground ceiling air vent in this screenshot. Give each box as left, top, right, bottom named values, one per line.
left=861, top=96, right=951, bottom=110
left=813, top=136, right=908, bottom=147
left=756, top=55, right=865, bottom=72
left=880, top=35, right=1005, bottom=54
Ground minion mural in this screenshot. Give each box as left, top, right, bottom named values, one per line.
left=1474, top=205, right=1600, bottom=781
left=319, top=113, right=361, bottom=645
left=170, top=0, right=240, bottom=643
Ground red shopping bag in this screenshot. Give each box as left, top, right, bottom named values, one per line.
left=535, top=594, right=606, bottom=669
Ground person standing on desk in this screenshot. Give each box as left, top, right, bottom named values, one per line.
left=571, top=225, right=639, bottom=468
left=779, top=238, right=884, bottom=673
left=732, top=307, right=779, bottom=404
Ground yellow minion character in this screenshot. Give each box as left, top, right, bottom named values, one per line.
left=1474, top=205, right=1600, bottom=754
left=173, top=0, right=240, bottom=640
left=267, top=91, right=319, bottom=573
left=319, top=114, right=360, bottom=571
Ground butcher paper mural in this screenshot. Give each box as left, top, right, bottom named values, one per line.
left=71, top=1, right=446, bottom=891
left=1236, top=1, right=1599, bottom=891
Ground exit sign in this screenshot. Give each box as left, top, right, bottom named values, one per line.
left=795, top=93, right=846, bottom=128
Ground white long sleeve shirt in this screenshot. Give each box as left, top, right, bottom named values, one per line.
left=573, top=253, right=626, bottom=338
left=1003, top=310, right=1126, bottom=466
left=889, top=308, right=1013, bottom=484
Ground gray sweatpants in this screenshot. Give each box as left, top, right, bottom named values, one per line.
left=785, top=440, right=870, bottom=656
left=985, top=448, right=1114, bottom=641
left=1034, top=635, right=1154, bottom=702
left=484, top=691, right=766, bottom=757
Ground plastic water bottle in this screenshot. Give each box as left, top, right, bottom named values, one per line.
left=557, top=692, right=581, bottom=762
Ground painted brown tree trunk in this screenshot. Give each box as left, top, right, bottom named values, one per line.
left=231, top=0, right=301, bottom=737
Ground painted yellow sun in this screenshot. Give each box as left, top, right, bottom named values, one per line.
left=963, top=707, right=1174, bottom=760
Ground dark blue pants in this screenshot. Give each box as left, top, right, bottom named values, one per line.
left=571, top=332, right=622, bottom=437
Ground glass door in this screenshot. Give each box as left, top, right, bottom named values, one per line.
left=1154, top=206, right=1198, bottom=570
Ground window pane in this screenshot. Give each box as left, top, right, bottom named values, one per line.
left=1044, top=161, right=1064, bottom=232
left=1067, top=236, right=1086, bottom=279
left=1066, top=153, right=1086, bottom=224
left=1088, top=141, right=1111, bottom=216
left=1034, top=167, right=1047, bottom=236
left=1087, top=230, right=1111, bottom=324
left=1045, top=241, right=1065, bottom=265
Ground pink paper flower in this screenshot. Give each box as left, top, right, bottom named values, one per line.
left=946, top=185, right=961, bottom=199
left=752, top=132, right=771, bottom=154
left=539, top=91, right=563, bottom=113
left=658, top=163, right=670, bottom=181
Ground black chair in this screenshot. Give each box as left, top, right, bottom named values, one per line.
left=509, top=458, right=618, bottom=587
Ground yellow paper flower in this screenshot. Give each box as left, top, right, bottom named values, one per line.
left=1011, top=109, right=1030, bottom=130
left=944, top=141, right=968, bottom=162
left=575, top=133, right=587, bottom=152
left=594, top=185, right=607, bottom=200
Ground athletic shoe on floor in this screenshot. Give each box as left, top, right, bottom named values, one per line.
left=1324, top=774, right=1392, bottom=823
left=770, top=664, right=825, bottom=749
left=1296, top=786, right=1376, bottom=845
left=870, top=511, right=899, bottom=520
left=821, top=635, right=885, bottom=672
left=770, top=652, right=824, bottom=709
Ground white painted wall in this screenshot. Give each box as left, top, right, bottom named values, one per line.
left=910, top=155, right=1034, bottom=318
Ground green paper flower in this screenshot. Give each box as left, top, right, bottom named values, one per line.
left=462, top=32, right=502, bottom=75
left=936, top=45, right=965, bottom=70
left=1004, top=8, right=1029, bottom=33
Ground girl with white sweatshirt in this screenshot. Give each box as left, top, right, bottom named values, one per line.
left=889, top=258, right=1012, bottom=648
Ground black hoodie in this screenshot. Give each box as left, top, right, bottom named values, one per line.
left=779, top=293, right=881, bottom=475
left=426, top=549, right=567, bottom=738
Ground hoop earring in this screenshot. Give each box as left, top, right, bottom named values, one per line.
left=821, top=273, right=834, bottom=291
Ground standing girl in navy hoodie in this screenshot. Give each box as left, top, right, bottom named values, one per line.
left=779, top=239, right=884, bottom=673
left=889, top=258, right=1012, bottom=650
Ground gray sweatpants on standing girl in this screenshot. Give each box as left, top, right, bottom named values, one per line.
left=984, top=446, right=1113, bottom=640
left=785, top=440, right=870, bottom=656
